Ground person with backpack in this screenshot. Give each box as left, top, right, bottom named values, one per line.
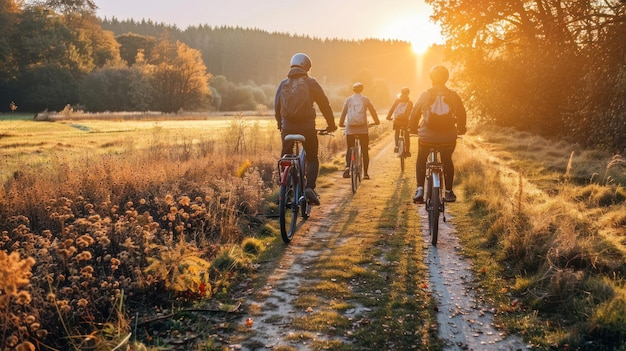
left=338, top=82, right=380, bottom=180
left=409, top=65, right=467, bottom=203
left=274, top=53, right=337, bottom=206
left=386, top=87, right=413, bottom=156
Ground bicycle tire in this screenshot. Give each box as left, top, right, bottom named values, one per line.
left=279, top=167, right=299, bottom=243
left=357, top=141, right=363, bottom=182
left=398, top=138, right=405, bottom=171
left=350, top=147, right=358, bottom=193
left=429, top=182, right=440, bottom=246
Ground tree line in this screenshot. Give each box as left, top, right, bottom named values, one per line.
left=0, top=0, right=435, bottom=115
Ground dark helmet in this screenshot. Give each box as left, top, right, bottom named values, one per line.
left=352, top=82, right=364, bottom=93
left=400, top=87, right=410, bottom=96
left=429, top=65, right=449, bottom=85
left=290, top=53, right=312, bottom=71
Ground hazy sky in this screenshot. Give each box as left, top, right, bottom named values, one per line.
left=96, top=0, right=444, bottom=47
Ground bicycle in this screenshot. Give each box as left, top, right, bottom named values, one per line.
left=397, top=127, right=410, bottom=172
left=421, top=142, right=452, bottom=246
left=346, top=123, right=376, bottom=194
left=277, top=129, right=331, bottom=243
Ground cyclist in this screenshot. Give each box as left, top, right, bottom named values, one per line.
left=275, top=53, right=337, bottom=206
left=409, top=65, right=467, bottom=204
left=339, top=82, right=380, bottom=180
left=386, top=87, right=413, bottom=157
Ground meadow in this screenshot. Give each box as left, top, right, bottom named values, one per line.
left=1, top=112, right=625, bottom=350
left=0, top=113, right=349, bottom=350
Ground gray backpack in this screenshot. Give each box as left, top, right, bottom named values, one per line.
left=280, top=77, right=310, bottom=119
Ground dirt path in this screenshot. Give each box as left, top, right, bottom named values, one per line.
left=228, top=133, right=529, bottom=350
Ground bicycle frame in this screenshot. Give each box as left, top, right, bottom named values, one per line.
left=277, top=134, right=310, bottom=243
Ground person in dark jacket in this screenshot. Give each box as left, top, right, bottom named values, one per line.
left=386, top=87, right=413, bottom=156
left=409, top=65, right=467, bottom=204
left=274, top=53, right=337, bottom=205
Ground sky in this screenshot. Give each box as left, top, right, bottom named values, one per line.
left=96, top=0, right=444, bottom=52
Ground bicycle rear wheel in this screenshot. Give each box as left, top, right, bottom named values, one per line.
left=398, top=138, right=405, bottom=171
left=350, top=147, right=359, bottom=193
left=427, top=180, right=440, bottom=246
left=279, top=167, right=299, bottom=243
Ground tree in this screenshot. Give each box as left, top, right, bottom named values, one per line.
left=40, top=0, right=97, bottom=15
left=116, top=32, right=156, bottom=65
left=147, top=38, right=211, bottom=112
left=426, top=0, right=626, bottom=149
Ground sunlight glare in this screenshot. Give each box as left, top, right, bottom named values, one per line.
left=381, top=15, right=443, bottom=55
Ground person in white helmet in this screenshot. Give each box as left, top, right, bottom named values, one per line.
left=275, top=53, right=337, bottom=206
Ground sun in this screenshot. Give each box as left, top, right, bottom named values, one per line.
left=381, top=15, right=443, bottom=55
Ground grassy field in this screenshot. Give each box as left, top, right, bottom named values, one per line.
left=1, top=113, right=624, bottom=350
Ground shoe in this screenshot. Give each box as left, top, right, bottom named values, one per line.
left=363, top=174, right=370, bottom=180
left=403, top=151, right=412, bottom=157
left=413, top=187, right=424, bottom=204
left=305, top=188, right=320, bottom=206
left=342, top=167, right=350, bottom=178
left=444, top=190, right=457, bottom=202
left=393, top=146, right=399, bottom=153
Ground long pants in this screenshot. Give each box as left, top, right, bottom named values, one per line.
left=415, top=140, right=456, bottom=191
left=345, top=134, right=370, bottom=174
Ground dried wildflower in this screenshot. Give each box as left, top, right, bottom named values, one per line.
left=30, top=322, right=40, bottom=331
left=77, top=298, right=89, bottom=307
left=46, top=293, right=56, bottom=302
left=77, top=235, right=95, bottom=247
left=15, top=291, right=32, bottom=305
left=97, top=236, right=111, bottom=246
left=15, top=341, right=35, bottom=351
left=36, top=329, right=48, bottom=338
left=179, top=196, right=191, bottom=207
left=80, top=266, right=94, bottom=277
left=25, top=315, right=36, bottom=324
left=15, top=341, right=36, bottom=351
left=77, top=251, right=92, bottom=261
left=6, top=335, right=18, bottom=347
left=165, top=194, right=174, bottom=205
left=126, top=201, right=134, bottom=209
left=139, top=198, right=147, bottom=205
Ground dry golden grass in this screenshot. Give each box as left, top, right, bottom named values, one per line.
left=452, top=125, right=626, bottom=349
left=0, top=115, right=346, bottom=350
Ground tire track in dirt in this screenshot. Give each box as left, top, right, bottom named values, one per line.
left=228, top=132, right=529, bottom=350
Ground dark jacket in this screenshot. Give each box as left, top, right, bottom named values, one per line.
left=409, top=85, right=466, bottom=143
left=274, top=67, right=336, bottom=131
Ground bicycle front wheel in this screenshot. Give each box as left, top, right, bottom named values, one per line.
left=279, top=167, right=299, bottom=243
left=428, top=183, right=440, bottom=246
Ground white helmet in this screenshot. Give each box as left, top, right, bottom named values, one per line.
left=290, top=53, right=312, bottom=71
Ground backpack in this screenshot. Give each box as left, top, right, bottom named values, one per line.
left=280, top=77, right=310, bottom=119
left=346, top=95, right=367, bottom=126
left=423, top=89, right=455, bottom=131
left=393, top=101, right=409, bottom=120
